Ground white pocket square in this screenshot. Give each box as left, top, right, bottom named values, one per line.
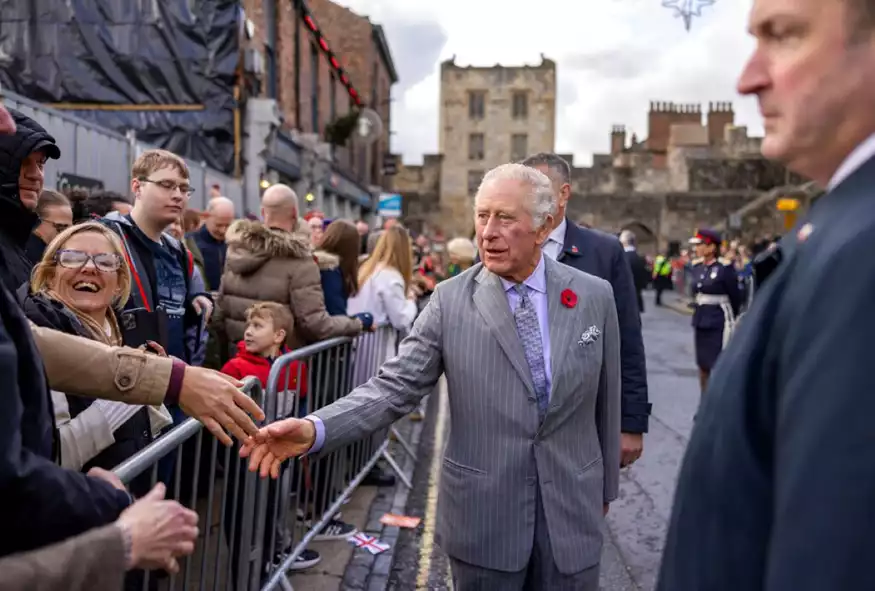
left=578, top=326, right=601, bottom=346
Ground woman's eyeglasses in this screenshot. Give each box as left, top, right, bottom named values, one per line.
left=55, top=249, right=122, bottom=273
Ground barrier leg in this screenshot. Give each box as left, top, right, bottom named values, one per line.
left=389, top=426, right=417, bottom=461
left=380, top=448, right=413, bottom=489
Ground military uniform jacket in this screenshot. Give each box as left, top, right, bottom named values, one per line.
left=691, top=259, right=742, bottom=330
left=657, top=153, right=875, bottom=591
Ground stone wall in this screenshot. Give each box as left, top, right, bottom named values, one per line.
left=566, top=191, right=760, bottom=255
left=437, top=56, right=557, bottom=236
left=395, top=155, right=443, bottom=235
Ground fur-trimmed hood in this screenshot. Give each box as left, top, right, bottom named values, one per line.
left=313, top=250, right=340, bottom=270
left=225, top=219, right=312, bottom=276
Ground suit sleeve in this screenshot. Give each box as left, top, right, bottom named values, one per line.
left=765, top=238, right=875, bottom=590
left=312, top=285, right=445, bottom=455
left=0, top=317, right=131, bottom=556
left=609, top=242, right=650, bottom=433
left=597, top=282, right=622, bottom=502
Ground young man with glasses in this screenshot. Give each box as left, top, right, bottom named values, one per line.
left=102, top=149, right=213, bottom=369
left=25, top=189, right=73, bottom=265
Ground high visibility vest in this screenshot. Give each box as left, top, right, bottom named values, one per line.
left=653, top=256, right=672, bottom=278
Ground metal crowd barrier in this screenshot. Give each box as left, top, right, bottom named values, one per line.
left=112, top=327, right=416, bottom=591
left=259, top=325, right=412, bottom=591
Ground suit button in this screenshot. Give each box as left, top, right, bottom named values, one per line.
left=119, top=376, right=132, bottom=388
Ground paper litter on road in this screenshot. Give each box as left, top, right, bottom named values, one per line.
left=380, top=513, right=422, bottom=529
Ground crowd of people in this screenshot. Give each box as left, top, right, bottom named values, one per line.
left=0, top=104, right=480, bottom=588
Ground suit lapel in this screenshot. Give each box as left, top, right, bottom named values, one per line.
left=544, top=258, right=576, bottom=400
left=557, top=217, right=584, bottom=264
left=473, top=267, right=536, bottom=397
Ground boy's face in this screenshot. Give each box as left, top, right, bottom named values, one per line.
left=244, top=315, right=284, bottom=356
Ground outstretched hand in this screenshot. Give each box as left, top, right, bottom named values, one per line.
left=239, top=418, right=317, bottom=479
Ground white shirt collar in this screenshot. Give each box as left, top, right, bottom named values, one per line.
left=547, top=217, right=566, bottom=246
left=828, top=132, right=875, bottom=190
left=623, top=245, right=636, bottom=253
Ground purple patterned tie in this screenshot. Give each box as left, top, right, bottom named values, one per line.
left=513, top=285, right=548, bottom=419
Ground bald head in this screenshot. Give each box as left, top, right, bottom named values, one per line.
left=261, top=184, right=299, bottom=232
left=205, top=197, right=235, bottom=241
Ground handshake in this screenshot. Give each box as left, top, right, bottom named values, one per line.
left=239, top=417, right=319, bottom=479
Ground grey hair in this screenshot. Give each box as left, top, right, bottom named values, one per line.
left=619, top=229, right=636, bottom=247
left=476, top=163, right=556, bottom=228
left=520, top=152, right=571, bottom=185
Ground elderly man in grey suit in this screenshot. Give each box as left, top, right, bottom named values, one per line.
left=241, top=162, right=621, bottom=590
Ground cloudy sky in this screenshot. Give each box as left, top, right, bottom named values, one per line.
left=335, top=0, right=761, bottom=166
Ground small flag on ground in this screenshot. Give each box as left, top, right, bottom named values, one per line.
left=380, top=513, right=421, bottom=529
left=348, top=532, right=390, bottom=555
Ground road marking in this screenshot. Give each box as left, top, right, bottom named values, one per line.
left=416, top=378, right=449, bottom=588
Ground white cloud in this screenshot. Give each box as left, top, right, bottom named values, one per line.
left=336, top=0, right=761, bottom=166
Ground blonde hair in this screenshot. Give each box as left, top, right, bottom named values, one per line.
left=132, top=149, right=189, bottom=180
left=358, top=225, right=413, bottom=291
left=30, top=222, right=132, bottom=346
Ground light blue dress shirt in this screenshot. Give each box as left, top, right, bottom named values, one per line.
left=306, top=254, right=553, bottom=453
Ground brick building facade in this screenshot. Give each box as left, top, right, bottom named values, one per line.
left=241, top=0, right=397, bottom=198
left=306, top=0, right=398, bottom=191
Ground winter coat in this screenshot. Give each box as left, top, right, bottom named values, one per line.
left=221, top=341, right=307, bottom=397
left=20, top=291, right=157, bottom=490
left=0, top=280, right=131, bottom=559
left=314, top=250, right=350, bottom=316
left=217, top=220, right=362, bottom=350
left=0, top=109, right=60, bottom=292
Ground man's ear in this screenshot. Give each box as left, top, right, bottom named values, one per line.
left=534, top=213, right=554, bottom=246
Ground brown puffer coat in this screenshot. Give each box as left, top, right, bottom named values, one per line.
left=217, top=220, right=362, bottom=350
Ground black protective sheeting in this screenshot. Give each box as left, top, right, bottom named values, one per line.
left=0, top=0, right=239, bottom=172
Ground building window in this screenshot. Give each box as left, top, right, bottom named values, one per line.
left=468, top=170, right=483, bottom=195
left=468, top=91, right=485, bottom=120
left=468, top=133, right=484, bottom=161
left=310, top=43, right=319, bottom=134
left=512, top=91, right=528, bottom=119
left=511, top=134, right=528, bottom=162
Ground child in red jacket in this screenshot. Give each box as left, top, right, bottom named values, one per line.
left=221, top=302, right=308, bottom=417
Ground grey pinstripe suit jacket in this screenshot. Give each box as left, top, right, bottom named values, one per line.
left=312, top=256, right=621, bottom=574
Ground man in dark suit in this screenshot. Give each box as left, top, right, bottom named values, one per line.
left=657, top=0, right=875, bottom=589
left=521, top=153, right=650, bottom=467
left=619, top=230, right=649, bottom=314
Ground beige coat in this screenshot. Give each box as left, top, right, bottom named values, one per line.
left=0, top=524, right=125, bottom=591
left=30, top=323, right=170, bottom=407
left=217, top=220, right=362, bottom=349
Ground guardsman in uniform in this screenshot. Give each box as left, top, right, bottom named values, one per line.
left=689, top=228, right=741, bottom=393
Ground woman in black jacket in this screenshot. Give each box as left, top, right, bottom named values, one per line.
left=21, top=221, right=170, bottom=497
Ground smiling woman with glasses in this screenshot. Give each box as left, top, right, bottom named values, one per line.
left=21, top=221, right=171, bottom=499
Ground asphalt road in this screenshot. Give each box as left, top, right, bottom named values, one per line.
left=385, top=291, right=699, bottom=590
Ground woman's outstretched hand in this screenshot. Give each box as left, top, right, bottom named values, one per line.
left=239, top=418, right=318, bottom=479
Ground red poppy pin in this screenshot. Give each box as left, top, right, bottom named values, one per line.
left=570, top=245, right=579, bottom=254
left=561, top=288, right=578, bottom=308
